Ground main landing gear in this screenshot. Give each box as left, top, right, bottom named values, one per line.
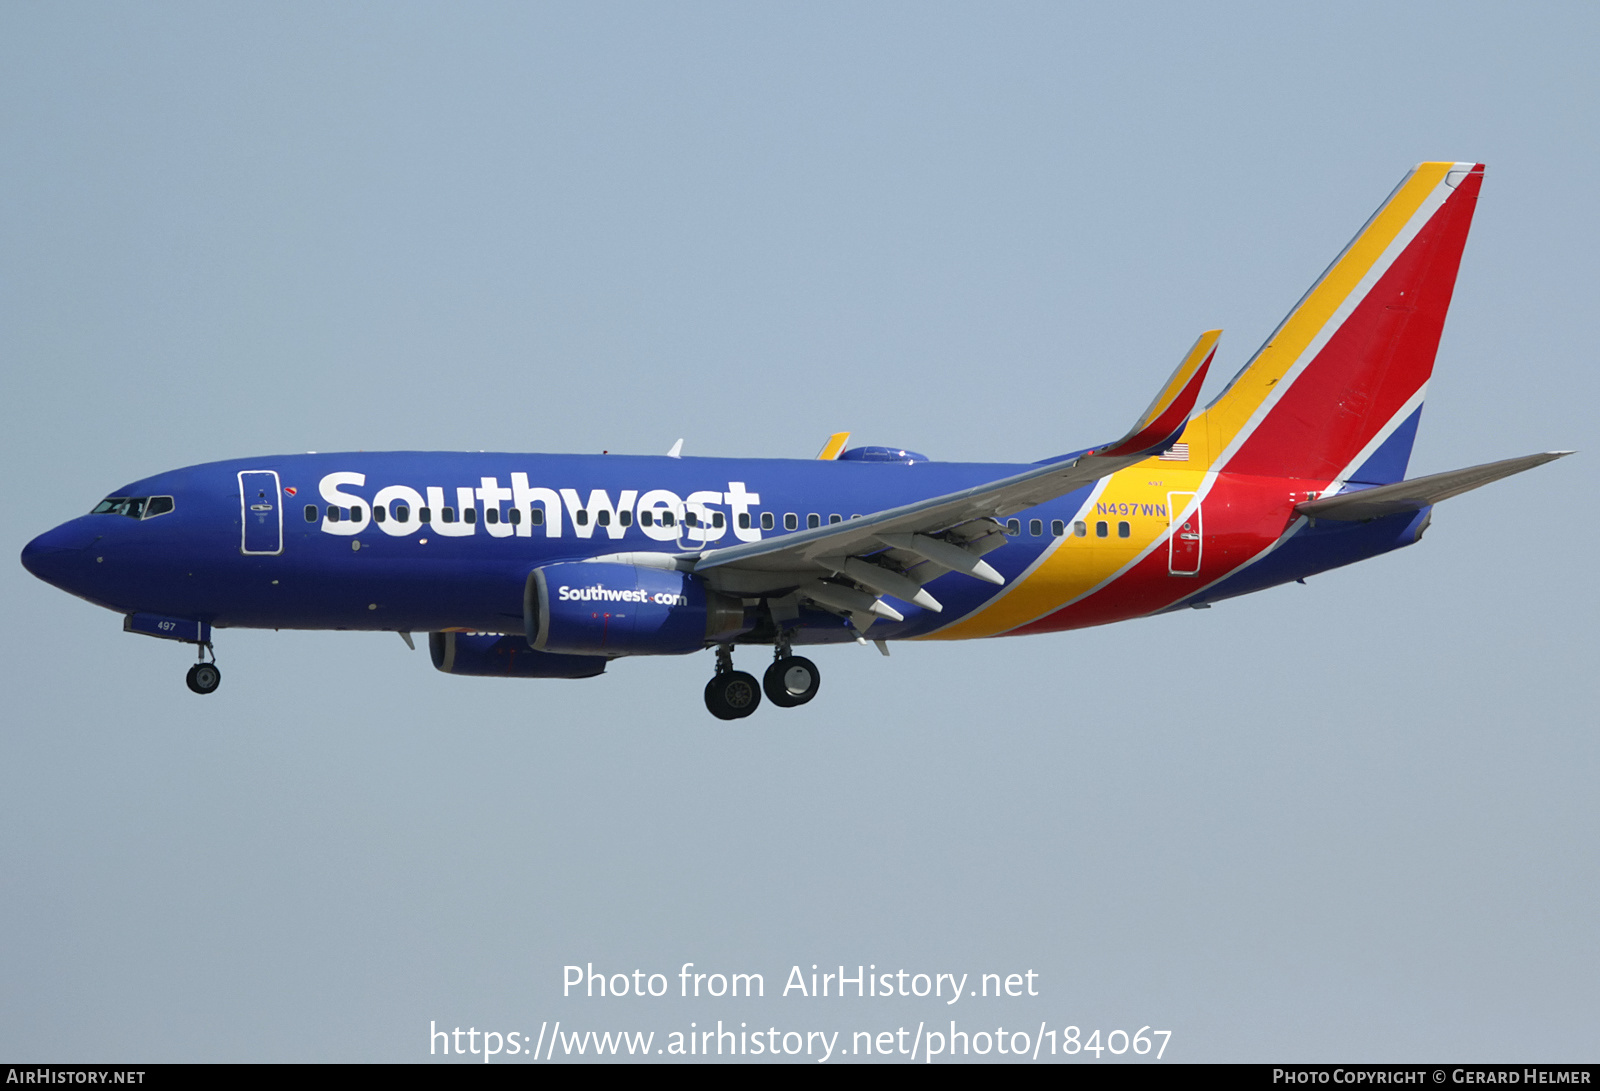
left=704, top=644, right=761, bottom=720
left=703, top=638, right=821, bottom=720
left=185, top=643, right=221, bottom=695
left=763, top=646, right=819, bottom=709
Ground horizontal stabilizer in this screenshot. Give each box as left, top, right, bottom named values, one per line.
left=1296, top=451, right=1572, bottom=521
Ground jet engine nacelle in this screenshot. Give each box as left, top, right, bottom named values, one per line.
left=527, top=561, right=747, bottom=657
left=429, top=631, right=607, bottom=678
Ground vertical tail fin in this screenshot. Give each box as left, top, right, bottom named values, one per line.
left=1195, top=162, right=1484, bottom=484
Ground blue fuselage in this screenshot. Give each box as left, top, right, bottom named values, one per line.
left=23, top=451, right=1088, bottom=644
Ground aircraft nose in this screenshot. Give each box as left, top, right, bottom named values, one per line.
left=20, top=520, right=103, bottom=588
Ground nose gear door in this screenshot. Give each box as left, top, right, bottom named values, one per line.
left=239, top=470, right=284, bottom=555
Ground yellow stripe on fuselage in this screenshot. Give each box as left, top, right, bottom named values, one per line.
left=924, top=458, right=1209, bottom=640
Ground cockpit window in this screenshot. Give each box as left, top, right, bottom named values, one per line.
left=92, top=497, right=142, bottom=518
left=91, top=496, right=174, bottom=520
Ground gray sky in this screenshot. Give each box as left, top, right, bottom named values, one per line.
left=2, top=1, right=1595, bottom=1063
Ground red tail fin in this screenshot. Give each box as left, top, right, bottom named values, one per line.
left=1195, top=162, right=1484, bottom=484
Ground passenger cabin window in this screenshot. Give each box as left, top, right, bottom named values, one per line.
left=305, top=504, right=318, bottom=522
left=1006, top=519, right=1021, bottom=535
left=374, top=505, right=387, bottom=523
left=327, top=506, right=341, bottom=522
left=485, top=508, right=498, bottom=524
left=349, top=505, right=363, bottom=523
left=784, top=513, right=798, bottom=531
left=684, top=512, right=697, bottom=528
left=713, top=512, right=725, bottom=529
left=619, top=511, right=632, bottom=527
left=661, top=511, right=675, bottom=527
left=1029, top=519, right=1043, bottom=537
left=463, top=508, right=476, bottom=525
left=441, top=508, right=455, bottom=523
left=1051, top=519, right=1065, bottom=537
left=640, top=511, right=654, bottom=527
left=1095, top=521, right=1109, bottom=538
left=807, top=514, right=820, bottom=529
left=828, top=514, right=841, bottom=525
left=395, top=505, right=410, bottom=523
left=596, top=510, right=610, bottom=527
left=738, top=513, right=751, bottom=530
left=420, top=507, right=432, bottom=523
left=529, top=507, right=544, bottom=526
left=1117, top=521, right=1131, bottom=538
left=508, top=508, right=520, bottom=526
left=1074, top=521, right=1087, bottom=537
left=761, top=513, right=774, bottom=531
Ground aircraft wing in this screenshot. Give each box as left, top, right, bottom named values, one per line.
left=683, top=332, right=1218, bottom=623
left=1296, top=451, right=1573, bottom=522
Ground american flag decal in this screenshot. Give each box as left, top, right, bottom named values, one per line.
left=1159, top=443, right=1189, bottom=461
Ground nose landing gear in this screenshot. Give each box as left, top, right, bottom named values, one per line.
left=704, top=643, right=760, bottom=720
left=185, top=643, right=221, bottom=695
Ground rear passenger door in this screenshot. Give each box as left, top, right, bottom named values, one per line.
left=1167, top=491, right=1201, bottom=576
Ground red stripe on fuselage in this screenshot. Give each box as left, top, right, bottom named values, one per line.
left=1007, top=474, right=1299, bottom=635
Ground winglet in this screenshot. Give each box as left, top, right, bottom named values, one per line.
left=816, top=432, right=852, bottom=460
left=1092, top=330, right=1219, bottom=459
left=666, top=438, right=684, bottom=459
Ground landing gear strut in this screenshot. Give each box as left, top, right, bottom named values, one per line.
left=763, top=633, right=820, bottom=708
left=185, top=642, right=221, bottom=695
left=704, top=643, right=760, bottom=720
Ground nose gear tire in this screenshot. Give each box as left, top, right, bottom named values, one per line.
left=186, top=663, right=222, bottom=695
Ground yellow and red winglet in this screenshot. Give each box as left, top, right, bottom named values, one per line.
left=1091, top=330, right=1219, bottom=458
left=815, top=431, right=852, bottom=460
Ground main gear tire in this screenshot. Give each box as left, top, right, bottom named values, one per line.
left=763, top=656, right=820, bottom=708
left=704, top=671, right=761, bottom=720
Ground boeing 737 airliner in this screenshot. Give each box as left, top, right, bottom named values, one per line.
left=21, top=162, right=1569, bottom=718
